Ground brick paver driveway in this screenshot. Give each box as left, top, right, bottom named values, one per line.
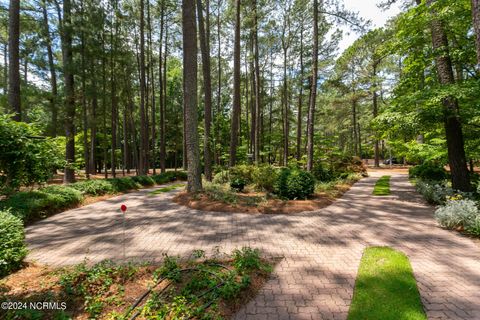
left=26, top=172, right=480, bottom=319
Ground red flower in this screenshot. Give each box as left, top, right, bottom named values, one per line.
left=120, top=204, right=127, bottom=212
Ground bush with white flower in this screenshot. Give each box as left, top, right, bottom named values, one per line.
left=434, top=198, right=480, bottom=233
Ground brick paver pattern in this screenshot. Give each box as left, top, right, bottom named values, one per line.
left=26, top=172, right=480, bottom=319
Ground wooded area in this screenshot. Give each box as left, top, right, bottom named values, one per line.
left=1, top=0, right=480, bottom=192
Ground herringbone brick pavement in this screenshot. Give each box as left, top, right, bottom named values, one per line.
left=26, top=172, right=480, bottom=319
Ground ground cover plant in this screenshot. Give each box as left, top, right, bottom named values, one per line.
left=175, top=162, right=363, bottom=214
left=373, top=176, right=391, bottom=196
left=149, top=183, right=185, bottom=195
left=348, top=247, right=426, bottom=320
left=0, top=247, right=273, bottom=319
left=0, top=172, right=187, bottom=224
left=0, top=210, right=28, bottom=277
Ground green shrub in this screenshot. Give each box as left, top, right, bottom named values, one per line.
left=330, top=155, right=367, bottom=176
left=415, top=180, right=453, bottom=205
left=0, top=185, right=83, bottom=222
left=130, top=175, right=155, bottom=187
left=229, top=165, right=255, bottom=185
left=252, top=165, right=278, bottom=192
left=230, top=178, right=246, bottom=192
left=409, top=163, right=447, bottom=181
left=466, top=214, right=480, bottom=236
left=0, top=115, right=64, bottom=195
left=203, top=182, right=238, bottom=204
left=0, top=210, right=28, bottom=277
left=152, top=171, right=188, bottom=184
left=107, top=177, right=140, bottom=193
left=312, top=162, right=335, bottom=182
left=70, top=179, right=114, bottom=196
left=435, top=199, right=480, bottom=231
left=212, top=170, right=230, bottom=184
left=274, top=168, right=315, bottom=200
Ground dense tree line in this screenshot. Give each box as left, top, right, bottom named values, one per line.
left=1, top=0, right=479, bottom=192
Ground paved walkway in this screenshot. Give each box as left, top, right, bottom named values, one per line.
left=26, top=173, right=480, bottom=319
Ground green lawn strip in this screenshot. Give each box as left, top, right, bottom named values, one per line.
left=149, top=183, right=185, bottom=195
left=373, top=175, right=391, bottom=196
left=348, top=247, right=426, bottom=320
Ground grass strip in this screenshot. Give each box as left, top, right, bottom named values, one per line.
left=348, top=247, right=426, bottom=320
left=149, top=183, right=185, bottom=195
left=373, top=175, right=391, bottom=196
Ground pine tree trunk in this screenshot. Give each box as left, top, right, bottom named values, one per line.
left=352, top=99, right=358, bottom=156
left=183, top=0, right=203, bottom=191
left=81, top=0, right=89, bottom=179
left=197, top=0, right=213, bottom=180
left=62, top=0, right=76, bottom=183
left=42, top=0, right=58, bottom=137
left=428, top=0, right=471, bottom=191
left=8, top=0, right=21, bottom=121
left=215, top=0, right=222, bottom=165
left=147, top=0, right=156, bottom=174
left=253, top=0, right=261, bottom=164
left=296, top=24, right=304, bottom=161
left=229, top=0, right=241, bottom=167
left=282, top=36, right=288, bottom=166
left=372, top=62, right=380, bottom=167
left=472, top=0, right=480, bottom=69
left=158, top=0, right=166, bottom=173
left=306, top=0, right=318, bottom=172
left=139, top=0, right=148, bottom=175
left=90, top=64, right=98, bottom=175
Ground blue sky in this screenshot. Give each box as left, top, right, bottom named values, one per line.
left=338, top=0, right=403, bottom=53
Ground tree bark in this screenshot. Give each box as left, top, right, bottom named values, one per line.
left=139, top=0, right=148, bottom=175
left=352, top=99, right=358, bottom=156
left=373, top=63, right=380, bottom=167
left=90, top=63, right=98, bottom=175
left=428, top=0, right=471, bottom=191
left=197, top=0, right=213, bottom=180
left=306, top=0, right=319, bottom=171
left=111, top=0, right=119, bottom=178
left=472, top=0, right=480, bottom=69
left=229, top=0, right=241, bottom=167
left=41, top=0, right=58, bottom=136
left=8, top=0, right=21, bottom=121
left=147, top=0, right=156, bottom=174
left=253, top=0, right=261, bottom=164
left=183, top=0, right=203, bottom=191
left=158, top=0, right=166, bottom=173
left=80, top=0, right=89, bottom=179
left=62, top=0, right=76, bottom=183
left=215, top=0, right=222, bottom=165
left=296, top=24, right=304, bottom=161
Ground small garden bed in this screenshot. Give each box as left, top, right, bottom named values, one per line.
left=174, top=173, right=362, bottom=214
left=0, top=248, right=274, bottom=319
left=409, top=163, right=480, bottom=238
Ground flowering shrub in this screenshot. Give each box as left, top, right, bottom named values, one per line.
left=415, top=180, right=453, bottom=205
left=434, top=199, right=479, bottom=229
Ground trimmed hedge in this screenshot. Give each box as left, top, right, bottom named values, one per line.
left=0, top=210, right=28, bottom=276
left=70, top=179, right=115, bottom=196
left=151, top=171, right=186, bottom=184
left=409, top=163, right=447, bottom=181
left=274, top=168, right=315, bottom=200
left=130, top=175, right=156, bottom=187
left=0, top=185, right=83, bottom=223
left=0, top=172, right=187, bottom=223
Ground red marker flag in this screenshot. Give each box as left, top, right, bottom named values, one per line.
left=120, top=204, right=127, bottom=213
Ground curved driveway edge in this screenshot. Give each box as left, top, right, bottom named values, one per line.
left=26, top=174, right=480, bottom=319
